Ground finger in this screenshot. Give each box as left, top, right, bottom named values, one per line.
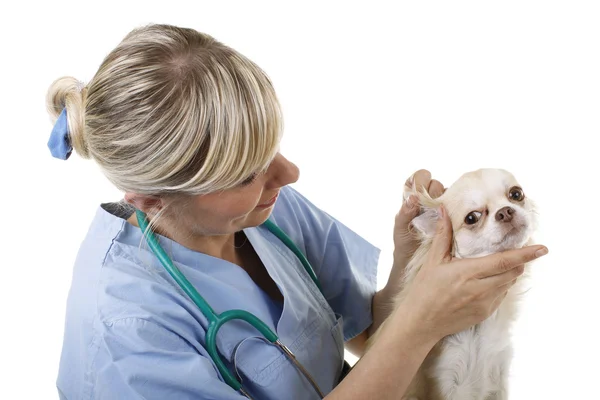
left=427, top=204, right=453, bottom=263
left=478, top=264, right=525, bottom=288
left=469, top=246, right=548, bottom=279
left=395, top=195, right=420, bottom=229
left=428, top=179, right=445, bottom=199
left=406, top=169, right=432, bottom=193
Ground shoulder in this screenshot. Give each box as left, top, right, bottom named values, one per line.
left=59, top=204, right=203, bottom=399
left=69, top=202, right=194, bottom=326
left=95, top=239, right=208, bottom=353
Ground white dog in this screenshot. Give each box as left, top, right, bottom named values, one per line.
left=377, top=168, right=539, bottom=400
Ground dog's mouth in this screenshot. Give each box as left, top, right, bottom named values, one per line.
left=493, top=224, right=527, bottom=246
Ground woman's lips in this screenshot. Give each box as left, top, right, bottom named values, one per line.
left=256, top=193, right=279, bottom=209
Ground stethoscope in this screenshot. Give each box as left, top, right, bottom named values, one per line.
left=136, top=210, right=326, bottom=399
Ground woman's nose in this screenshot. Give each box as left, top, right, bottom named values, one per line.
left=267, top=153, right=300, bottom=188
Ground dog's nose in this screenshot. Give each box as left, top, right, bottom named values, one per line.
left=495, top=206, right=515, bottom=222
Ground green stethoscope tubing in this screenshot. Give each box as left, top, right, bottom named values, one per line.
left=135, top=209, right=324, bottom=394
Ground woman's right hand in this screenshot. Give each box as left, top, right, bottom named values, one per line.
left=400, top=204, right=548, bottom=343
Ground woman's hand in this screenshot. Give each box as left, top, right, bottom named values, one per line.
left=393, top=169, right=444, bottom=267
left=367, top=170, right=446, bottom=341
left=331, top=202, right=548, bottom=400
left=401, top=204, right=549, bottom=343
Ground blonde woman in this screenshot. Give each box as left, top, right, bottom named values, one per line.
left=48, top=24, right=548, bottom=400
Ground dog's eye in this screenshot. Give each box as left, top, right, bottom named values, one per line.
left=508, top=186, right=525, bottom=201
left=464, top=211, right=482, bottom=225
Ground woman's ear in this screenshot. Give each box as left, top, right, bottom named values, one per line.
left=411, top=206, right=440, bottom=240
left=123, top=193, right=164, bottom=214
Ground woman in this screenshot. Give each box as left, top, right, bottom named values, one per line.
left=47, top=24, right=547, bottom=399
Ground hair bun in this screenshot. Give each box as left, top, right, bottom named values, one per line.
left=46, top=76, right=90, bottom=159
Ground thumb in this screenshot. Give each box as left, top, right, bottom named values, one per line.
left=395, top=195, right=420, bottom=231
left=428, top=205, right=453, bottom=264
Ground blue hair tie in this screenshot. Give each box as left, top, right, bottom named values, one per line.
left=48, top=108, right=73, bottom=160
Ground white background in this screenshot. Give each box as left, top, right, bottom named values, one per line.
left=1, top=1, right=598, bottom=398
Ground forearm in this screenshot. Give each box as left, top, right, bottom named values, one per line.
left=367, top=286, right=394, bottom=338
left=367, top=256, right=410, bottom=338
left=327, top=303, right=437, bottom=400
left=344, top=287, right=391, bottom=358
left=346, top=256, right=412, bottom=356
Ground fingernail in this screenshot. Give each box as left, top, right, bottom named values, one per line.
left=535, top=247, right=548, bottom=257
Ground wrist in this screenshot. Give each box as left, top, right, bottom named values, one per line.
left=392, top=253, right=408, bottom=271
left=330, top=303, right=437, bottom=400
left=393, top=248, right=415, bottom=266
left=386, top=257, right=410, bottom=294
left=390, top=299, right=441, bottom=350
left=367, top=286, right=394, bottom=338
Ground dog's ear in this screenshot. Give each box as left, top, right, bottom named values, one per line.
left=411, top=206, right=440, bottom=239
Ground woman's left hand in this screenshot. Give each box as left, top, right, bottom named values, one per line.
left=363, top=169, right=447, bottom=344
left=363, top=169, right=446, bottom=343
left=393, top=169, right=445, bottom=266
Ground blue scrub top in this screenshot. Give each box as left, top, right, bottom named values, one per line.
left=56, top=186, right=380, bottom=399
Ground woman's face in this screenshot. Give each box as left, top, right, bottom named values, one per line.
left=176, top=152, right=300, bottom=235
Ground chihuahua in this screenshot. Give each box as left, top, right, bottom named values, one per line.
left=373, top=168, right=539, bottom=400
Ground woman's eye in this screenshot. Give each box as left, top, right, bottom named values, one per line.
left=464, top=211, right=482, bottom=225
left=508, top=186, right=525, bottom=201
left=240, top=173, right=258, bottom=186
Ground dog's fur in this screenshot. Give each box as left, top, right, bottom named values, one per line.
left=369, top=168, right=539, bottom=400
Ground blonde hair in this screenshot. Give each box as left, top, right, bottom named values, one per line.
left=46, top=24, right=283, bottom=196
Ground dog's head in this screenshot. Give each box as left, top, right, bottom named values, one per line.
left=409, top=169, right=538, bottom=258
